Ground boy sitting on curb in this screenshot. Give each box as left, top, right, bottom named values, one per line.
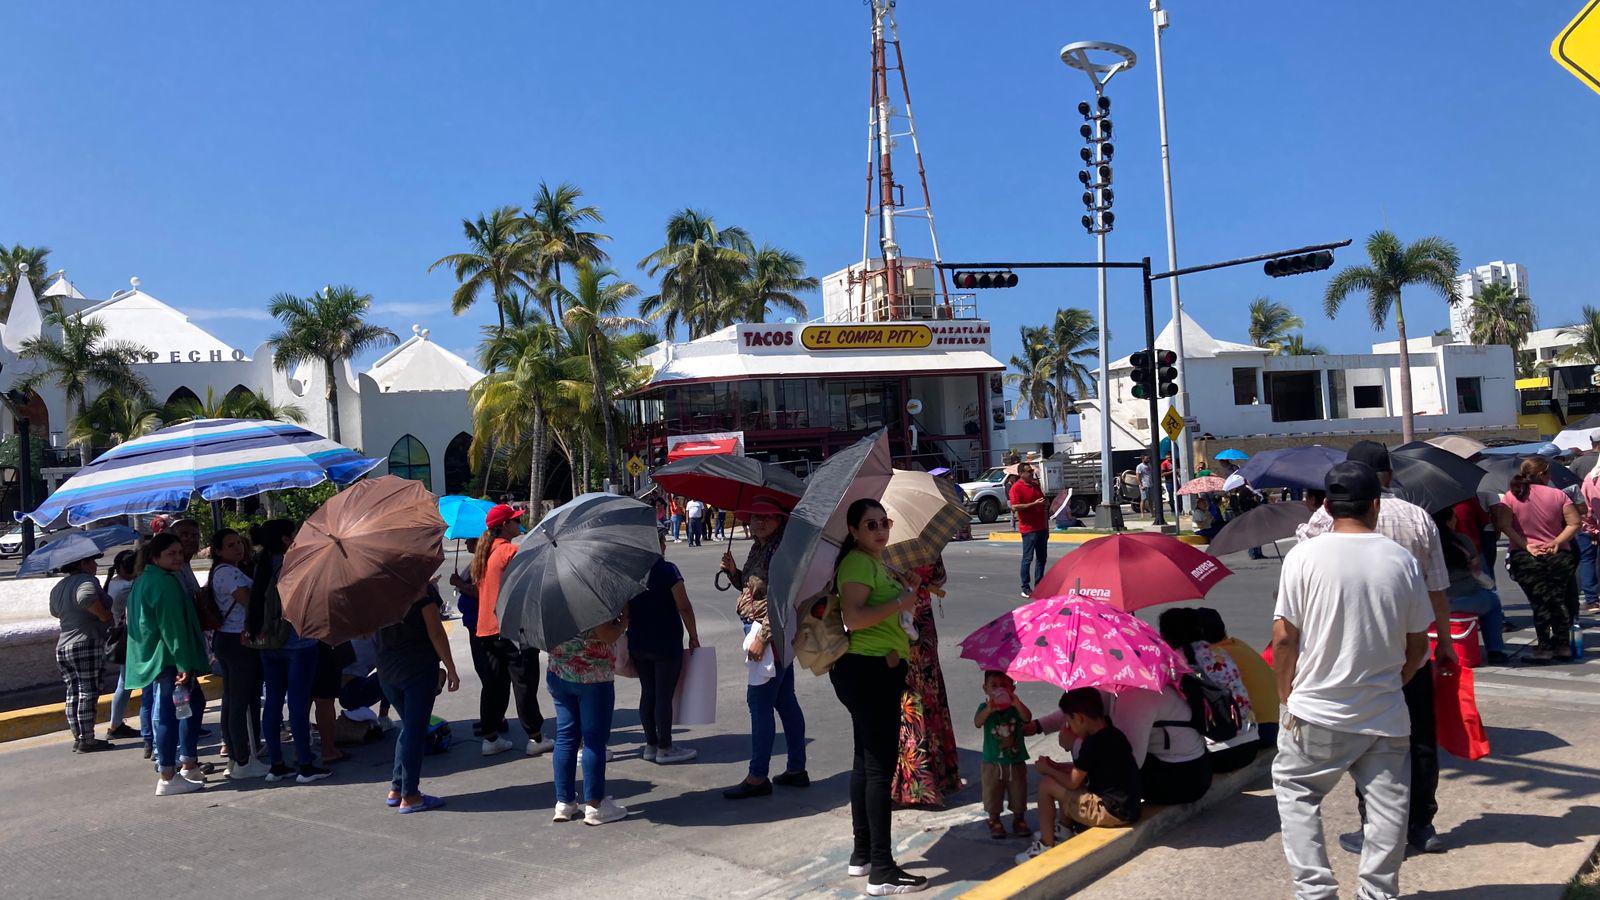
left=1016, top=688, right=1142, bottom=864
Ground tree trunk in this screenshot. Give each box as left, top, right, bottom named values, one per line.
left=1394, top=291, right=1415, bottom=444
left=581, top=441, right=591, bottom=492
left=528, top=403, right=547, bottom=525
left=589, top=333, right=619, bottom=490
left=324, top=358, right=342, bottom=444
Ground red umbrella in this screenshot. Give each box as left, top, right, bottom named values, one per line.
left=1030, top=532, right=1231, bottom=612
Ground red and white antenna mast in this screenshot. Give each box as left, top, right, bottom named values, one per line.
left=858, top=0, right=949, bottom=322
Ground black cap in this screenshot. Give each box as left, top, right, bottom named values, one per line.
left=1324, top=460, right=1382, bottom=504
left=1346, top=440, right=1391, bottom=473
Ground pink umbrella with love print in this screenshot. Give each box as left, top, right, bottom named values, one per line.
left=958, top=594, right=1189, bottom=693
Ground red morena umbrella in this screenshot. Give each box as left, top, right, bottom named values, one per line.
left=1030, top=532, right=1231, bottom=612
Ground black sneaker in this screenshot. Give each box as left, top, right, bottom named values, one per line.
left=773, top=770, right=811, bottom=788
left=77, top=738, right=112, bottom=753
left=264, top=763, right=297, bottom=782
left=847, top=851, right=870, bottom=877
left=722, top=779, right=773, bottom=800
left=866, top=867, right=928, bottom=896
left=1337, top=831, right=1362, bottom=854
left=107, top=723, right=140, bottom=739
left=296, top=765, right=333, bottom=784
left=143, top=743, right=154, bottom=760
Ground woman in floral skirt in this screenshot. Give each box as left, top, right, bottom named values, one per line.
left=891, top=559, right=961, bottom=807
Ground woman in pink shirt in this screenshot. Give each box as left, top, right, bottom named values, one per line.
left=1497, top=457, right=1580, bottom=662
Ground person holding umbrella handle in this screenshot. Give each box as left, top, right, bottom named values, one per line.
left=829, top=498, right=929, bottom=895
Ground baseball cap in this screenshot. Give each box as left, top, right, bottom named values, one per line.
left=484, top=503, right=523, bottom=530
left=1324, top=460, right=1382, bottom=504
left=1345, top=440, right=1391, bottom=473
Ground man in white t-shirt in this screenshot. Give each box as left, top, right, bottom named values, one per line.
left=684, top=499, right=706, bottom=547
left=1271, top=460, right=1433, bottom=900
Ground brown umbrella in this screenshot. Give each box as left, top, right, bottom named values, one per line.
left=279, top=475, right=446, bottom=643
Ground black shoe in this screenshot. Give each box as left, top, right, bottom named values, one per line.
left=1486, top=650, right=1511, bottom=665
left=1409, top=829, right=1445, bottom=854
left=773, top=770, right=811, bottom=788
left=264, top=763, right=297, bottom=783
left=142, top=743, right=154, bottom=760
left=866, top=867, right=928, bottom=895
left=107, top=723, right=139, bottom=739
left=1337, top=831, right=1362, bottom=854
left=847, top=852, right=870, bottom=877
left=722, top=779, right=773, bottom=800
left=197, top=727, right=212, bottom=737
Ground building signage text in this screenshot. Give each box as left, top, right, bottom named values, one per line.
left=735, top=321, right=991, bottom=355
left=928, top=322, right=991, bottom=347
left=800, top=324, right=932, bottom=351
left=140, top=349, right=249, bottom=364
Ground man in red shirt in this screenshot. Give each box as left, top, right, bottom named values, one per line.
left=1009, top=462, right=1050, bottom=598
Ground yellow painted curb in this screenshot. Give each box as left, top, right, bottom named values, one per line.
left=986, top=531, right=1208, bottom=546
left=960, top=823, right=1128, bottom=900
left=0, top=674, right=223, bottom=745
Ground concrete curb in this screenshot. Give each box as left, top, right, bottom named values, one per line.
left=958, top=753, right=1273, bottom=900
left=985, top=531, right=1209, bottom=546
left=0, top=674, right=223, bottom=745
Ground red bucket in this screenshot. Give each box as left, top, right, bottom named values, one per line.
left=1429, top=613, right=1484, bottom=668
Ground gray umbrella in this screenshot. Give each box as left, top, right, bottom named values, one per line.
left=1207, top=502, right=1313, bottom=557
left=495, top=492, right=661, bottom=651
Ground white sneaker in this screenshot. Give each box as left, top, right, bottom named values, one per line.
left=584, top=797, right=629, bottom=825
left=525, top=738, right=555, bottom=757
left=642, top=745, right=658, bottom=762
left=227, top=759, right=269, bottom=780
left=606, top=747, right=615, bottom=762
left=481, top=737, right=514, bottom=756
left=655, top=746, right=697, bottom=764
left=1032, top=823, right=1072, bottom=844
left=552, top=801, right=583, bottom=823
left=179, top=766, right=207, bottom=785
left=1015, top=840, right=1052, bottom=865
left=155, top=775, right=203, bottom=797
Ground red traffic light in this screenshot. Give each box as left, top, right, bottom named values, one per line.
left=953, top=270, right=1018, bottom=289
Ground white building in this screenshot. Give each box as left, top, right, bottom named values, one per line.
left=1450, top=261, right=1529, bottom=342
left=0, top=275, right=482, bottom=498
left=1520, top=325, right=1580, bottom=371
left=1072, top=311, right=1518, bottom=452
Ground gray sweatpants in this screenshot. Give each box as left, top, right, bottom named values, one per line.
left=1272, top=713, right=1412, bottom=900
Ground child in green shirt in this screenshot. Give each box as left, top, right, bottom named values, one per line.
left=975, top=670, right=1033, bottom=839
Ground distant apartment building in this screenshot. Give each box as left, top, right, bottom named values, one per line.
left=1450, top=261, right=1529, bottom=342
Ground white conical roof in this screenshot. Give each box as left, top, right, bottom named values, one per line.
left=81, top=284, right=243, bottom=361
left=366, top=328, right=483, bottom=392
left=1110, top=309, right=1269, bottom=369
left=41, top=272, right=86, bottom=300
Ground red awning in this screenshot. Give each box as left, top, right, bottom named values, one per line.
left=667, top=438, right=739, bottom=461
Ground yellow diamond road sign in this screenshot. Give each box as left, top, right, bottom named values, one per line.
left=626, top=455, right=645, bottom=477
left=1554, top=0, right=1600, bottom=96
left=1161, top=406, right=1185, bottom=442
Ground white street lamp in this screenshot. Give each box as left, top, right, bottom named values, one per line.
left=1149, top=0, right=1192, bottom=515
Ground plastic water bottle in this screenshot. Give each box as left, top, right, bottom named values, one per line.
left=173, top=682, right=192, bottom=719
left=1573, top=622, right=1586, bottom=661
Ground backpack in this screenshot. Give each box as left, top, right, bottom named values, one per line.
left=194, top=579, right=225, bottom=633
left=242, top=580, right=293, bottom=651
left=425, top=715, right=452, bottom=754
left=1155, top=673, right=1245, bottom=746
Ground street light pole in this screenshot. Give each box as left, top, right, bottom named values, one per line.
left=1150, top=0, right=1193, bottom=509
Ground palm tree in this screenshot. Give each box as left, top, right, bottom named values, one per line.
left=13, top=311, right=151, bottom=462
left=429, top=206, right=532, bottom=337
left=520, top=181, right=609, bottom=320
left=1, top=244, right=51, bottom=319
left=1042, top=307, right=1099, bottom=413
left=1467, top=282, right=1537, bottom=353
left=68, top=388, right=162, bottom=453
left=1247, top=297, right=1304, bottom=351
left=1006, top=325, right=1061, bottom=423
left=472, top=315, right=569, bottom=517
left=1324, top=230, right=1460, bottom=443
left=162, top=385, right=305, bottom=424
left=268, top=285, right=398, bottom=444
left=1281, top=334, right=1327, bottom=356
left=1558, top=306, right=1600, bottom=365
left=551, top=261, right=648, bottom=487
left=638, top=209, right=753, bottom=340
left=714, top=244, right=818, bottom=325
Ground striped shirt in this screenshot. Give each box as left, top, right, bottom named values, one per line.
left=1296, top=491, right=1449, bottom=592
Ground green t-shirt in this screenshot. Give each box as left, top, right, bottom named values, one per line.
left=835, top=549, right=911, bottom=659
left=980, top=704, right=1029, bottom=764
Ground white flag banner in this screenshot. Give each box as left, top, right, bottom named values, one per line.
left=3, top=269, right=43, bottom=353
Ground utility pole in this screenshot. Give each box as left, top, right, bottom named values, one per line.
left=1150, top=0, right=1193, bottom=508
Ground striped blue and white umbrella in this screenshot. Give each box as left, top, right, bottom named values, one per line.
left=24, top=418, right=382, bottom=528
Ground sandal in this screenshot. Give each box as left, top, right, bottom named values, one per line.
left=398, top=794, right=445, bottom=814
left=988, top=819, right=1007, bottom=839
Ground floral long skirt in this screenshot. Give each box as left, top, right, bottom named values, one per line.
left=891, top=589, right=962, bottom=807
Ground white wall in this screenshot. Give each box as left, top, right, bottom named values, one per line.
left=356, top=373, right=473, bottom=495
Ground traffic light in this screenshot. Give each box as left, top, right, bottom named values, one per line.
left=1264, top=250, right=1335, bottom=278
left=1078, top=93, right=1115, bottom=235
left=953, top=270, right=1018, bottom=289
left=1129, top=350, right=1156, bottom=399
left=1154, top=349, right=1178, bottom=398
left=1130, top=349, right=1179, bottom=400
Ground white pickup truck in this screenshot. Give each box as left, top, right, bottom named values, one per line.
left=960, top=454, right=1141, bottom=523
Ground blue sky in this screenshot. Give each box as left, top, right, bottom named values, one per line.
left=3, top=1, right=1596, bottom=381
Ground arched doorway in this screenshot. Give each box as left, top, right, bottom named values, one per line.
left=387, top=434, right=432, bottom=491
left=164, top=386, right=201, bottom=415
left=443, top=432, right=472, bottom=496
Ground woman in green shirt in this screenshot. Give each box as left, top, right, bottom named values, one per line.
left=829, top=498, right=928, bottom=895
left=126, top=533, right=212, bottom=796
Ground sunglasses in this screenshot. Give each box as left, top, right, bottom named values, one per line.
left=860, top=518, right=894, bottom=532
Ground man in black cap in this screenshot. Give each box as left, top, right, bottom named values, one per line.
left=1272, top=460, right=1435, bottom=900
left=1295, top=439, right=1455, bottom=855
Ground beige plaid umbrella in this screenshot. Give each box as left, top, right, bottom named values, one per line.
left=881, top=470, right=969, bottom=572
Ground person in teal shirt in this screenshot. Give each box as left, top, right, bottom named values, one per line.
left=125, top=533, right=212, bottom=796
left=829, top=497, right=928, bottom=894
left=975, top=670, right=1033, bottom=838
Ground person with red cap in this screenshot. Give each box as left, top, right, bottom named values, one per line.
left=470, top=504, right=551, bottom=757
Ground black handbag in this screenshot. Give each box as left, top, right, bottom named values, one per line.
left=107, top=622, right=128, bottom=665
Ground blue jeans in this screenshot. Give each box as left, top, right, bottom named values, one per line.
left=261, top=644, right=318, bottom=767
left=670, top=515, right=683, bottom=540
left=1019, top=531, right=1048, bottom=592
left=1579, top=533, right=1599, bottom=603
left=381, top=672, right=438, bottom=797
left=547, top=674, right=615, bottom=805
left=713, top=516, right=725, bottom=539
left=110, top=667, right=131, bottom=726
left=150, top=668, right=202, bottom=771
left=1449, top=587, right=1507, bottom=653
left=687, top=517, right=703, bottom=546
left=746, top=651, right=806, bottom=779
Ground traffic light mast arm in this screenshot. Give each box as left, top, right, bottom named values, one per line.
left=1147, top=239, right=1351, bottom=281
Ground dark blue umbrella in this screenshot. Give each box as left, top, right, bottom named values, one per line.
left=17, top=525, right=140, bottom=578
left=1233, top=445, right=1347, bottom=491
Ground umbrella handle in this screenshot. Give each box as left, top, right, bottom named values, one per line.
left=715, top=570, right=732, bottom=593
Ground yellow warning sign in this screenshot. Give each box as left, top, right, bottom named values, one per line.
left=1161, top=406, right=1185, bottom=442
left=1553, top=1, right=1600, bottom=96
left=626, top=455, right=646, bottom=477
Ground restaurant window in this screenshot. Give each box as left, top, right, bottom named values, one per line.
left=1352, top=385, right=1385, bottom=409
left=1232, top=367, right=1258, bottom=405
left=826, top=379, right=899, bottom=432
left=387, top=434, right=432, bottom=490
left=1455, top=376, right=1483, bottom=414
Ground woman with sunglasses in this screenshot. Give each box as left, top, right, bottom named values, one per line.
left=829, top=498, right=927, bottom=895
left=719, top=497, right=808, bottom=800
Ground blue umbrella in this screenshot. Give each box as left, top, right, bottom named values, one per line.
left=17, top=525, right=141, bottom=578
left=1478, top=441, right=1561, bottom=458
left=438, top=495, right=495, bottom=541
left=1214, top=448, right=1249, bottom=461
left=24, top=418, right=382, bottom=529
left=1234, top=445, right=1347, bottom=491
